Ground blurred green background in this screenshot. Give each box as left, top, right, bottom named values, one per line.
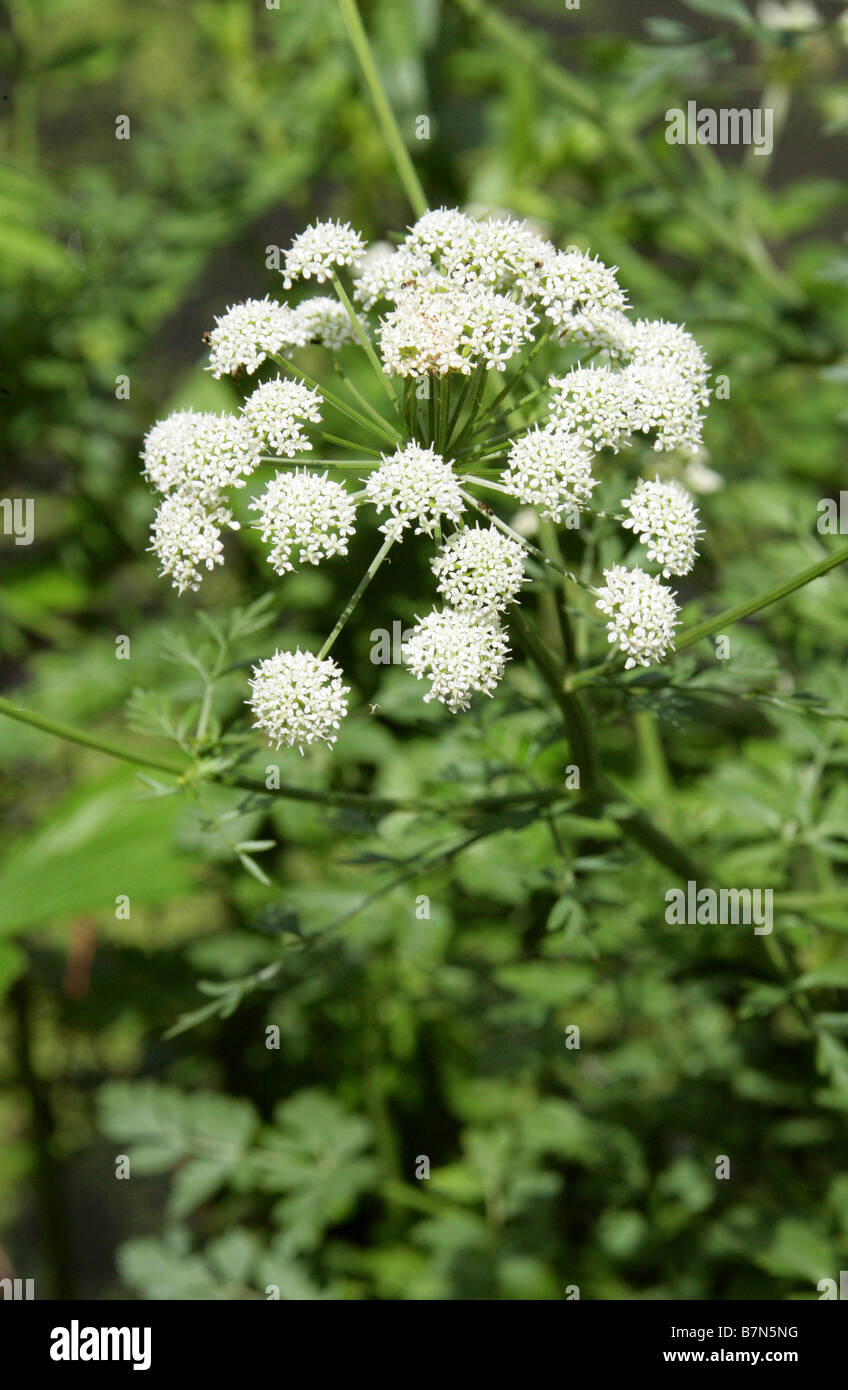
left=2, top=0, right=848, bottom=1300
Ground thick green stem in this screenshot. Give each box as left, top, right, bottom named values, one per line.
left=337, top=0, right=428, bottom=219
left=675, top=544, right=848, bottom=653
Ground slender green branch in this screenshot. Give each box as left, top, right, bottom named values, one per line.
left=318, top=531, right=397, bottom=660
left=330, top=272, right=402, bottom=414
left=337, top=0, right=428, bottom=218
left=675, top=544, right=848, bottom=653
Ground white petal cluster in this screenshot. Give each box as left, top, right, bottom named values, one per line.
left=625, top=362, right=705, bottom=455
left=548, top=366, right=634, bottom=453
left=250, top=470, right=356, bottom=575
left=402, top=608, right=510, bottom=712
left=248, top=649, right=350, bottom=750
left=622, top=477, right=702, bottom=577
left=206, top=297, right=297, bottom=378
left=364, top=443, right=464, bottom=540
left=149, top=495, right=236, bottom=594
left=292, top=297, right=357, bottom=350
left=431, top=525, right=526, bottom=614
left=528, top=248, right=628, bottom=345
left=242, top=378, right=322, bottom=455
left=142, top=411, right=261, bottom=504
left=380, top=278, right=535, bottom=377
left=282, top=220, right=366, bottom=288
left=353, top=242, right=428, bottom=309
left=625, top=319, right=710, bottom=400
left=594, top=565, right=679, bottom=669
left=502, top=424, right=597, bottom=522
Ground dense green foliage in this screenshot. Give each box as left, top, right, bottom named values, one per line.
left=2, top=0, right=848, bottom=1300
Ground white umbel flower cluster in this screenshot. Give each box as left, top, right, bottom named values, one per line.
left=206, top=297, right=297, bottom=378
left=622, top=477, right=702, bottom=577
left=403, top=608, right=511, bottom=712
left=503, top=424, right=597, bottom=522
left=248, top=650, right=350, bottom=750
left=594, top=566, right=680, bottom=669
left=142, top=411, right=260, bottom=504
left=242, top=379, right=322, bottom=455
left=148, top=496, right=237, bottom=594
left=379, top=278, right=536, bottom=377
left=141, top=208, right=713, bottom=746
left=365, top=443, right=465, bottom=540
left=250, top=471, right=356, bottom=575
left=282, top=220, right=366, bottom=288
left=431, top=525, right=526, bottom=614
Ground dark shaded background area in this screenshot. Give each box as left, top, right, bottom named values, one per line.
left=2, top=0, right=848, bottom=1301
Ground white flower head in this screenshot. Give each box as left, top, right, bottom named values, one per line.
left=248, top=649, right=350, bottom=750
left=206, top=297, right=297, bottom=378
left=250, top=470, right=356, bottom=575
left=548, top=366, right=634, bottom=453
left=242, top=378, right=322, bottom=455
left=431, top=525, right=526, bottom=613
left=402, top=208, right=480, bottom=281
left=379, top=278, right=534, bottom=377
left=622, top=477, right=702, bottom=577
left=142, top=411, right=261, bottom=505
left=624, top=362, right=706, bottom=455
left=282, top=220, right=366, bottom=288
left=364, top=443, right=464, bottom=540
left=403, top=607, right=510, bottom=712
left=594, top=565, right=679, bottom=669
left=624, top=318, right=710, bottom=402
left=353, top=242, right=428, bottom=309
left=502, top=424, right=597, bottom=522
left=530, top=247, right=628, bottom=345
left=291, top=297, right=358, bottom=351
left=149, top=496, right=237, bottom=594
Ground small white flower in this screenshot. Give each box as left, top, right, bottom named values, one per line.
left=624, top=318, right=710, bottom=402
left=142, top=411, right=261, bottom=504
left=621, top=477, right=702, bottom=577
left=149, top=495, right=237, bottom=593
left=250, top=470, right=356, bottom=575
left=248, top=649, right=350, bottom=750
left=353, top=242, right=428, bottom=309
left=502, top=424, right=597, bottom=522
left=594, top=565, right=679, bottom=669
left=548, top=366, right=634, bottom=453
left=402, top=208, right=480, bottom=281
left=282, top=220, right=366, bottom=288
left=528, top=247, right=628, bottom=345
left=624, top=362, right=706, bottom=456
left=379, top=278, right=534, bottom=377
left=242, top=378, right=322, bottom=455
left=403, top=607, right=510, bottom=712
left=206, top=297, right=298, bottom=377
left=365, top=443, right=464, bottom=540
left=291, top=297, right=358, bottom=351
left=431, top=525, right=526, bottom=613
